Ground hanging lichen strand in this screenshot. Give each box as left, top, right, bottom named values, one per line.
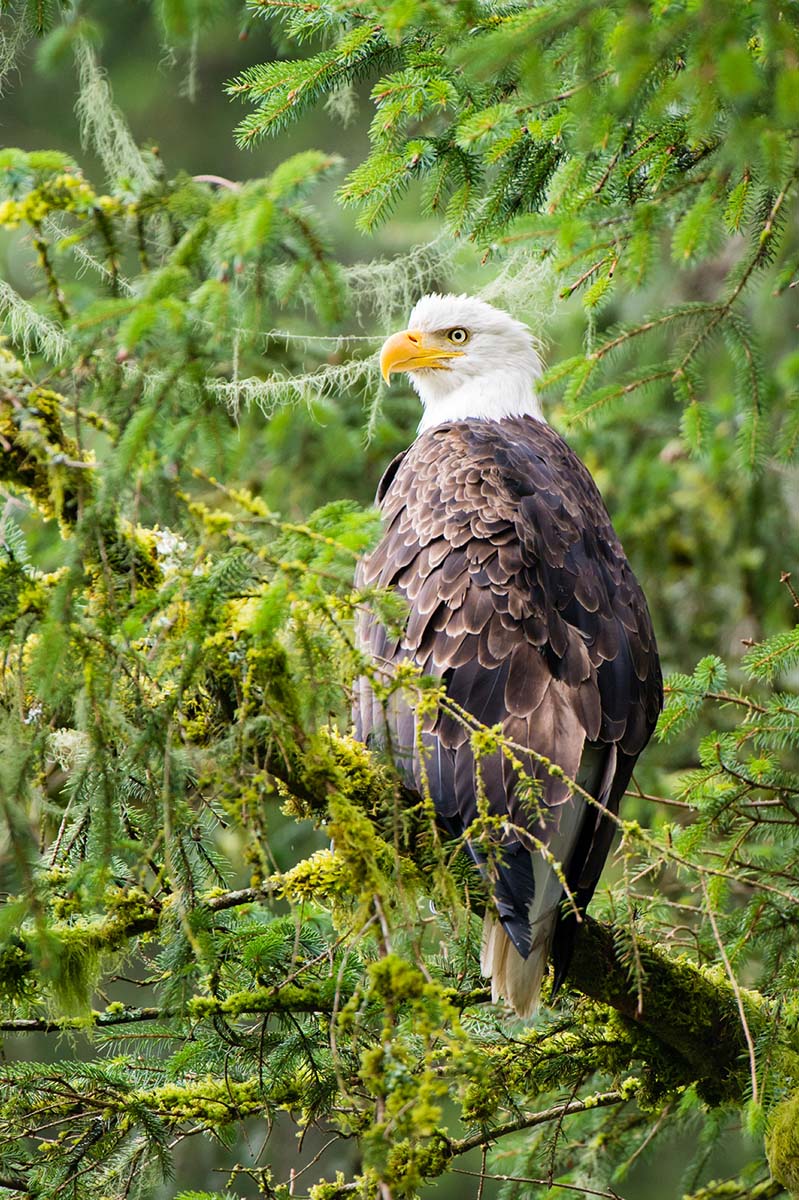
left=0, top=2, right=799, bottom=1199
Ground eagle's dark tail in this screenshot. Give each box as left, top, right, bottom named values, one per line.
left=550, top=744, right=640, bottom=996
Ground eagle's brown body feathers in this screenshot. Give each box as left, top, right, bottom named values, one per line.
left=355, top=416, right=662, bottom=1014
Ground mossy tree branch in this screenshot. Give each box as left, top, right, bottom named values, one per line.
left=567, top=917, right=765, bottom=1105
left=0, top=847, right=773, bottom=1109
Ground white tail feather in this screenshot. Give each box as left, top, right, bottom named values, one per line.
left=480, top=913, right=555, bottom=1018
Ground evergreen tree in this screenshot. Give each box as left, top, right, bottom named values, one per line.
left=0, top=3, right=799, bottom=1199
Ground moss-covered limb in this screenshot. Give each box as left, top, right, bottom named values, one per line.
left=187, top=978, right=350, bottom=1019
left=567, top=916, right=768, bottom=1104
left=684, top=1178, right=784, bottom=1200
left=0, top=353, right=160, bottom=589
left=0, top=1005, right=164, bottom=1032
left=270, top=725, right=412, bottom=824
left=0, top=974, right=353, bottom=1031
left=4, top=1072, right=301, bottom=1128
left=202, top=882, right=276, bottom=912
left=0, top=370, right=87, bottom=527
left=278, top=746, right=784, bottom=1107
left=0, top=892, right=167, bottom=1011
left=0, top=875, right=332, bottom=1015
left=0, top=889, right=194, bottom=1000
left=129, top=1076, right=265, bottom=1124
left=0, top=881, right=257, bottom=983
left=0, top=1071, right=266, bottom=1127
left=0, top=899, right=156, bottom=1006
left=767, top=1094, right=799, bottom=1197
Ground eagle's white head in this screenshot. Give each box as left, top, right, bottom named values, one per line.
left=380, top=293, right=544, bottom=433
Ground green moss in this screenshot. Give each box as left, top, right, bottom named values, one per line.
left=0, top=936, right=35, bottom=1001
left=0, top=358, right=164, bottom=589
left=766, top=1092, right=799, bottom=1196
left=187, top=979, right=341, bottom=1021
left=0, top=559, right=28, bottom=635
left=368, top=955, right=427, bottom=1004
left=35, top=928, right=102, bottom=1013
left=105, top=886, right=158, bottom=925
left=308, top=1172, right=352, bottom=1200
left=82, top=513, right=162, bottom=593
left=685, top=1177, right=788, bottom=1200
left=382, top=1131, right=450, bottom=1192
left=130, top=1076, right=262, bottom=1123
left=278, top=848, right=350, bottom=903
left=325, top=789, right=396, bottom=902
left=324, top=731, right=395, bottom=815
left=567, top=916, right=768, bottom=1104
left=0, top=377, right=87, bottom=529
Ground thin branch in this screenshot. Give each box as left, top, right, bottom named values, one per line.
left=0, top=1007, right=164, bottom=1033
left=448, top=1090, right=625, bottom=1157
left=699, top=875, right=759, bottom=1107
left=451, top=1169, right=623, bottom=1200
left=674, top=177, right=795, bottom=375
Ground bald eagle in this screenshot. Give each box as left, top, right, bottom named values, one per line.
left=354, top=294, right=662, bottom=1016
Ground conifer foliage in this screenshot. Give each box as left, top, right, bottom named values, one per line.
left=1, top=4, right=799, bottom=1200
left=233, top=0, right=799, bottom=458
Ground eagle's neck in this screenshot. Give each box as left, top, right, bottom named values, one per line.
left=415, top=369, right=545, bottom=433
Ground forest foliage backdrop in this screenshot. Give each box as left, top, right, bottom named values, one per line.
left=1, top=2, right=799, bottom=1199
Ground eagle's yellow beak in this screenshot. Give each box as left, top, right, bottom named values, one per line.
left=380, top=329, right=464, bottom=383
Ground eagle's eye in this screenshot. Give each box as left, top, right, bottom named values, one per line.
left=447, top=327, right=469, bottom=345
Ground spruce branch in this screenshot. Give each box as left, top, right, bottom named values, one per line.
left=451, top=1170, right=623, bottom=1200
